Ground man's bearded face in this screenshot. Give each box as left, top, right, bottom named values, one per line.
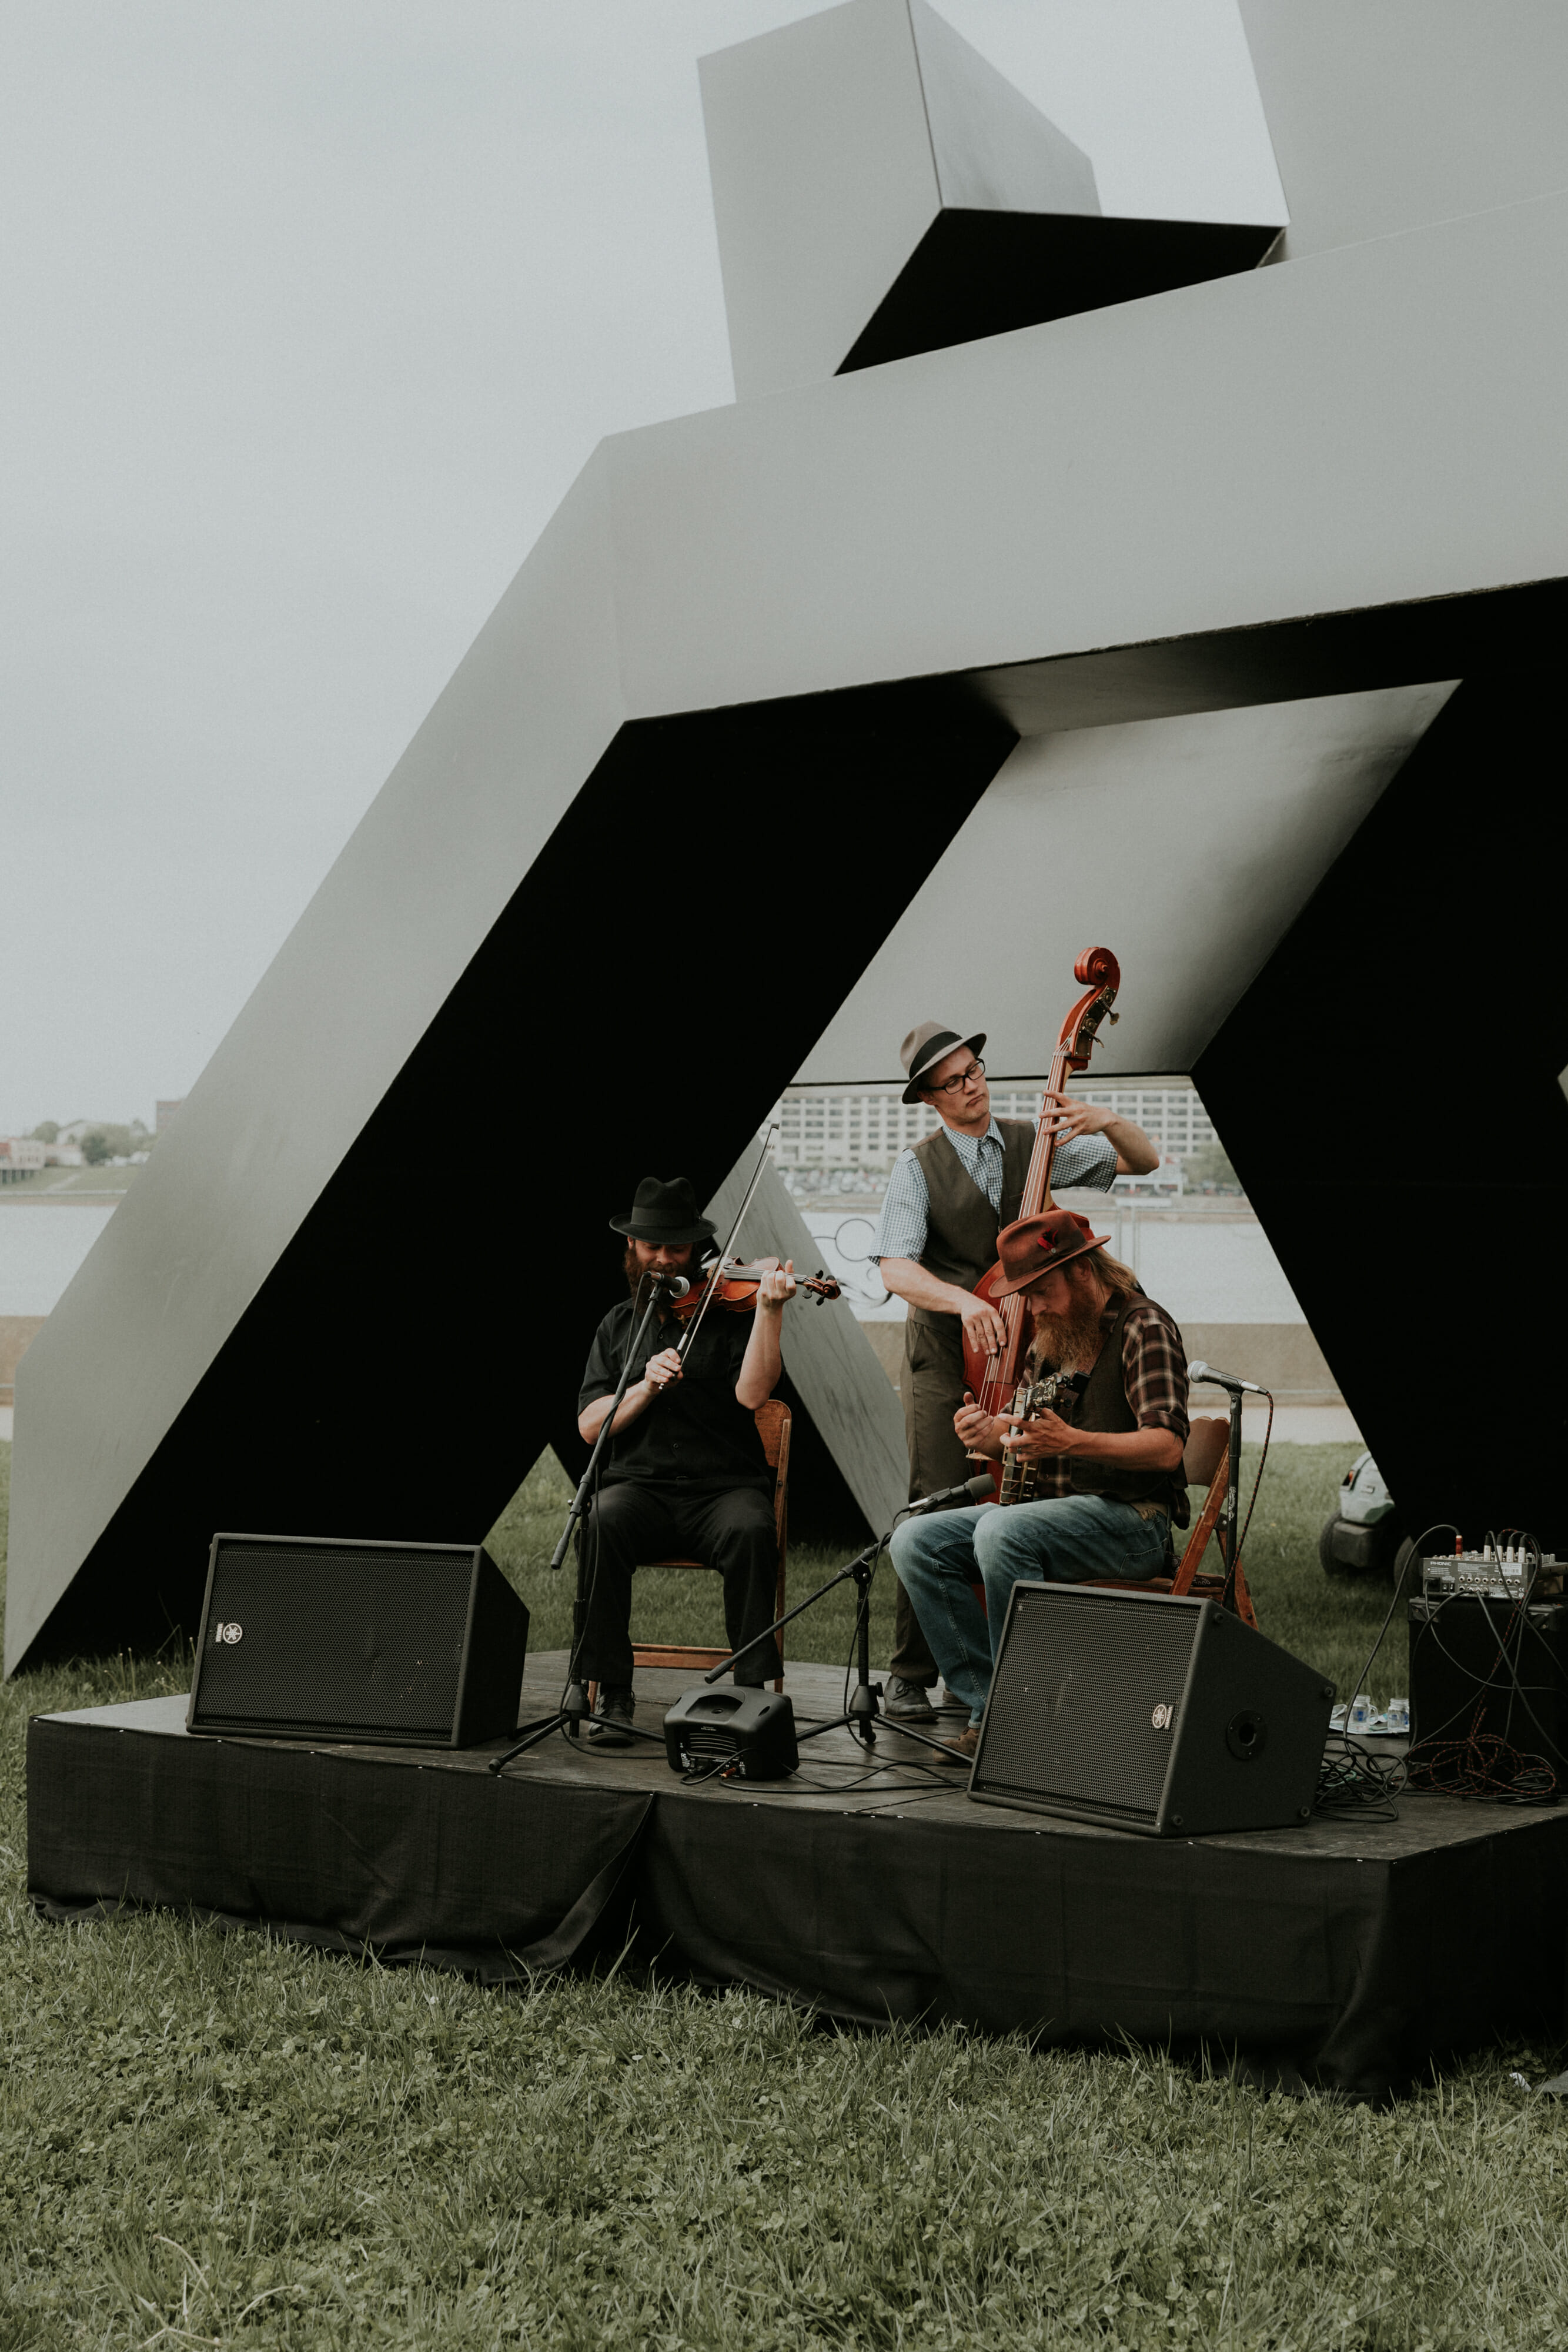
left=624, top=1240, right=697, bottom=1295
left=1028, top=1262, right=1105, bottom=1366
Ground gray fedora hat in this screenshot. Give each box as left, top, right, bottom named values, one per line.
left=609, top=1175, right=716, bottom=1244
left=898, top=1020, right=986, bottom=1105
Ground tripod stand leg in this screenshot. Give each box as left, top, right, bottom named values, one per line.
left=795, top=1562, right=965, bottom=1759
left=489, top=1685, right=591, bottom=1772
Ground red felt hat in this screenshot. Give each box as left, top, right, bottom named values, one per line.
left=991, top=1207, right=1112, bottom=1297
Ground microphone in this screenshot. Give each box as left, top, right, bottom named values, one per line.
left=904, top=1473, right=995, bottom=1516
left=646, top=1271, right=691, bottom=1298
left=1188, top=1360, right=1269, bottom=1396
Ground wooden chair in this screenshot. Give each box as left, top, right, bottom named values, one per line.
left=1083, top=1414, right=1259, bottom=1626
left=601, top=1401, right=791, bottom=1695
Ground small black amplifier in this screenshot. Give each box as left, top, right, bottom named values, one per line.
left=1409, top=1593, right=1568, bottom=1776
left=971, top=1583, right=1333, bottom=1836
left=664, top=1686, right=798, bottom=1780
left=188, top=1532, right=529, bottom=1746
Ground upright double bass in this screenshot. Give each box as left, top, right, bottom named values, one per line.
left=961, top=946, right=1122, bottom=1493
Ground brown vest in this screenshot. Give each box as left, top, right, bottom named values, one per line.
left=1053, top=1289, right=1188, bottom=1524
left=910, top=1118, right=1035, bottom=1290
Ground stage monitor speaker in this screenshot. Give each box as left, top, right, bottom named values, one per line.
left=971, top=1584, right=1333, bottom=1836
left=663, top=1686, right=798, bottom=1780
left=186, top=1533, right=529, bottom=1747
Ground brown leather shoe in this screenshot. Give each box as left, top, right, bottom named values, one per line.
left=938, top=1723, right=980, bottom=1765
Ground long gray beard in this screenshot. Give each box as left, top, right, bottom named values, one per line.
left=1031, top=1298, right=1105, bottom=1372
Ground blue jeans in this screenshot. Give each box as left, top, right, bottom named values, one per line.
left=888, top=1494, right=1171, bottom=1725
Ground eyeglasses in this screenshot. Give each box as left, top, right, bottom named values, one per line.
left=929, top=1059, right=985, bottom=1096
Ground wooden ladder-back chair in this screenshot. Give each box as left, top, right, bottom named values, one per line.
left=1082, top=1415, right=1259, bottom=1627
left=620, top=1400, right=791, bottom=1693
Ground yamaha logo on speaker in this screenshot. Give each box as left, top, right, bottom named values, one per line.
left=215, top=1622, right=243, bottom=1645
left=1151, top=1703, right=1173, bottom=1730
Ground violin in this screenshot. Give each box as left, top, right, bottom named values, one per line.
left=657, top=1134, right=844, bottom=1365
left=962, top=946, right=1122, bottom=1495
left=668, top=1257, right=842, bottom=1321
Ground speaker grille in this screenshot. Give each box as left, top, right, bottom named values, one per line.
left=195, top=1541, right=476, bottom=1736
left=977, top=1588, right=1201, bottom=1825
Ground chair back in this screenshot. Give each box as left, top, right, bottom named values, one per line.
left=753, top=1397, right=789, bottom=1472
left=1183, top=1416, right=1229, bottom=1491
left=754, top=1400, right=791, bottom=1544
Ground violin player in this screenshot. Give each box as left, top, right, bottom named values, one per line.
left=890, top=1208, right=1190, bottom=1763
left=574, top=1175, right=793, bottom=1745
left=871, top=1023, right=1159, bottom=1720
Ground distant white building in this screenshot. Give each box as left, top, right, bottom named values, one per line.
left=770, top=1087, right=944, bottom=1169
left=0, top=1137, right=46, bottom=1181
left=768, top=1077, right=1218, bottom=1175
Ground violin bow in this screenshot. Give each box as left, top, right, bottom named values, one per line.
left=675, top=1125, right=779, bottom=1361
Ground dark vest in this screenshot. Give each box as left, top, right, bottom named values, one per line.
left=911, top=1118, right=1035, bottom=1289
left=1054, top=1289, right=1188, bottom=1523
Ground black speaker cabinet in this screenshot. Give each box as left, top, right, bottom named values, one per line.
left=971, top=1584, right=1333, bottom=1836
left=187, top=1533, right=529, bottom=1746
left=1409, top=1593, right=1568, bottom=1776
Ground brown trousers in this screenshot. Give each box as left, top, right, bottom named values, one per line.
left=891, top=1310, right=978, bottom=1683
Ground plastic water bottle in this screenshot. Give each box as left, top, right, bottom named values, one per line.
left=1386, top=1695, right=1410, bottom=1734
left=1349, top=1692, right=1373, bottom=1733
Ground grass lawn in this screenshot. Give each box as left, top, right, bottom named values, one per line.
left=1, top=1436, right=1564, bottom=2348
left=0, top=1166, right=141, bottom=1204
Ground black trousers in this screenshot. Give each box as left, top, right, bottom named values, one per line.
left=577, top=1482, right=781, bottom=1688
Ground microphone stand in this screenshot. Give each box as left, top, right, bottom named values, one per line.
left=489, top=1277, right=674, bottom=1772
left=1216, top=1385, right=1245, bottom=1610
left=697, top=1514, right=970, bottom=1759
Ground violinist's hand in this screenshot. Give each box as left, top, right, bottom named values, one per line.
left=1038, top=1088, right=1107, bottom=1142
left=755, top=1258, right=795, bottom=1315
left=953, top=1388, right=1003, bottom=1457
left=645, top=1347, right=684, bottom=1393
left=1001, top=1409, right=1078, bottom=1461
left=957, top=1287, right=1007, bottom=1357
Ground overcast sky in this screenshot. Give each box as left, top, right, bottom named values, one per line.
left=1, top=0, right=1284, bottom=1133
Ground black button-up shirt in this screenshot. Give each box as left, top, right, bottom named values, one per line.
left=578, top=1297, right=771, bottom=1494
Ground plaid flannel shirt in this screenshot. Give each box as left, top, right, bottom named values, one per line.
left=1022, top=1295, right=1191, bottom=1523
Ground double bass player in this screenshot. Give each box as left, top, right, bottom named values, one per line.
left=871, top=1021, right=1159, bottom=1719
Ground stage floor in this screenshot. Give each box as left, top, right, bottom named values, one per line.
left=29, top=1653, right=1568, bottom=2100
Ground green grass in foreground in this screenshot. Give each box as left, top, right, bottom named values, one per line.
left=1, top=1439, right=1564, bottom=2349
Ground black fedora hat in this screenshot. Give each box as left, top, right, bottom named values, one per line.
left=899, top=1019, right=987, bottom=1105
left=609, top=1175, right=716, bottom=1245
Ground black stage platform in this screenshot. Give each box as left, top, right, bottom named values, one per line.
left=29, top=1655, right=1568, bottom=2101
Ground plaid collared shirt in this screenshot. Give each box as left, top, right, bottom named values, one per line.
left=1020, top=1294, right=1190, bottom=1522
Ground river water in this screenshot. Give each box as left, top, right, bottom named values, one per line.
left=0, top=1201, right=1305, bottom=1329
left=800, top=1208, right=1305, bottom=1326
left=0, top=1208, right=116, bottom=1317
